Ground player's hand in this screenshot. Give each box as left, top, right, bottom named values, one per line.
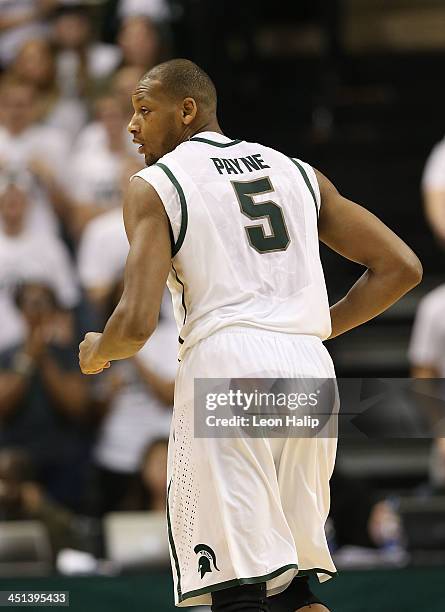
left=79, top=332, right=110, bottom=375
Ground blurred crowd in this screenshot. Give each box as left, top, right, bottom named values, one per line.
left=0, top=0, right=444, bottom=577
left=0, top=0, right=177, bottom=567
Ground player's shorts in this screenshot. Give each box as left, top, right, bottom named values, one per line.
left=167, top=326, right=338, bottom=607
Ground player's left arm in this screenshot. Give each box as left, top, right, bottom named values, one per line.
left=79, top=178, right=171, bottom=375
left=316, top=169, right=423, bottom=340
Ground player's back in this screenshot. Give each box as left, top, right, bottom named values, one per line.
left=133, top=131, right=331, bottom=357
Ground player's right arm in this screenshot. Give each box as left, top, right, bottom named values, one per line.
left=316, top=169, right=423, bottom=340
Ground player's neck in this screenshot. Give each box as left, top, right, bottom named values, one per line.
left=187, top=119, right=224, bottom=140
left=177, top=120, right=224, bottom=147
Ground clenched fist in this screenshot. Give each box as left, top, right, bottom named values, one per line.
left=79, top=332, right=110, bottom=375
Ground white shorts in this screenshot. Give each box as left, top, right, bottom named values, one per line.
left=167, top=327, right=338, bottom=607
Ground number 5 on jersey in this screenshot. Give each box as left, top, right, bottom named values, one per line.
left=232, top=178, right=291, bottom=254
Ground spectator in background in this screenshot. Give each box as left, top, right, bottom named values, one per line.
left=67, top=95, right=140, bottom=239
left=88, top=279, right=176, bottom=517
left=428, top=438, right=445, bottom=495
left=422, top=137, right=445, bottom=247
left=0, top=79, right=72, bottom=234
left=10, top=37, right=88, bottom=142
left=117, top=16, right=161, bottom=74
left=409, top=284, right=445, bottom=378
left=0, top=447, right=80, bottom=557
left=77, top=157, right=143, bottom=315
left=111, top=65, right=145, bottom=120
left=0, top=0, right=57, bottom=68
left=0, top=282, right=91, bottom=512
left=123, top=438, right=169, bottom=512
left=408, top=436, right=445, bottom=498
left=50, top=2, right=121, bottom=99
left=329, top=471, right=402, bottom=551
left=77, top=204, right=128, bottom=314
left=0, top=175, right=78, bottom=360
left=118, top=0, right=170, bottom=23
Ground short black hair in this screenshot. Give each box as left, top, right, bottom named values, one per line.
left=140, top=58, right=217, bottom=113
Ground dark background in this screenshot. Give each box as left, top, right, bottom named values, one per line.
left=136, top=0, right=445, bottom=377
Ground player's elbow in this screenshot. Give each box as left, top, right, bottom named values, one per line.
left=398, top=252, right=423, bottom=289
left=116, top=306, right=157, bottom=347
left=122, top=316, right=156, bottom=345
left=371, top=247, right=422, bottom=295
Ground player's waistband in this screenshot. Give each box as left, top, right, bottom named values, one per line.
left=202, top=324, right=324, bottom=343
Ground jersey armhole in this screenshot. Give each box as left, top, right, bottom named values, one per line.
left=131, top=163, right=188, bottom=257
left=154, top=163, right=188, bottom=257
left=289, top=158, right=321, bottom=217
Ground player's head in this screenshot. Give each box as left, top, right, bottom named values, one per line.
left=128, top=58, right=218, bottom=166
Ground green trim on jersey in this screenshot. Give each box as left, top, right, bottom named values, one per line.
left=190, top=136, right=242, bottom=147
left=179, top=563, right=299, bottom=604
left=154, top=162, right=188, bottom=256
left=298, top=567, right=338, bottom=580
left=289, top=158, right=319, bottom=217
left=172, top=263, right=187, bottom=345
left=166, top=221, right=175, bottom=258
left=167, top=479, right=182, bottom=600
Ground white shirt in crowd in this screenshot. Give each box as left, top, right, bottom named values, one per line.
left=67, top=124, right=137, bottom=211
left=0, top=0, right=47, bottom=66
left=71, top=121, right=136, bottom=158
left=422, top=138, right=445, bottom=190
left=0, top=124, right=71, bottom=235
left=118, top=0, right=170, bottom=21
left=56, top=46, right=121, bottom=98
left=77, top=207, right=128, bottom=291
left=68, top=149, right=125, bottom=211
left=0, top=230, right=79, bottom=352
left=42, top=96, right=88, bottom=145
left=93, top=297, right=177, bottom=473
left=409, top=284, right=445, bottom=377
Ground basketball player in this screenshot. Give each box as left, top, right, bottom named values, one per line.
left=79, top=59, right=422, bottom=611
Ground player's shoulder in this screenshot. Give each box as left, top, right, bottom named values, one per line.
left=236, top=138, right=289, bottom=159
left=133, top=149, right=180, bottom=183
left=244, top=140, right=315, bottom=175
left=156, top=147, right=183, bottom=168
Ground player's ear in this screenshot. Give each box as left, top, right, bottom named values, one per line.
left=182, top=97, right=197, bottom=125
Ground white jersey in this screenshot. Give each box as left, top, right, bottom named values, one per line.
left=133, top=131, right=331, bottom=358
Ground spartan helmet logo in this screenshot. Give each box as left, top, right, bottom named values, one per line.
left=194, top=544, right=220, bottom=579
